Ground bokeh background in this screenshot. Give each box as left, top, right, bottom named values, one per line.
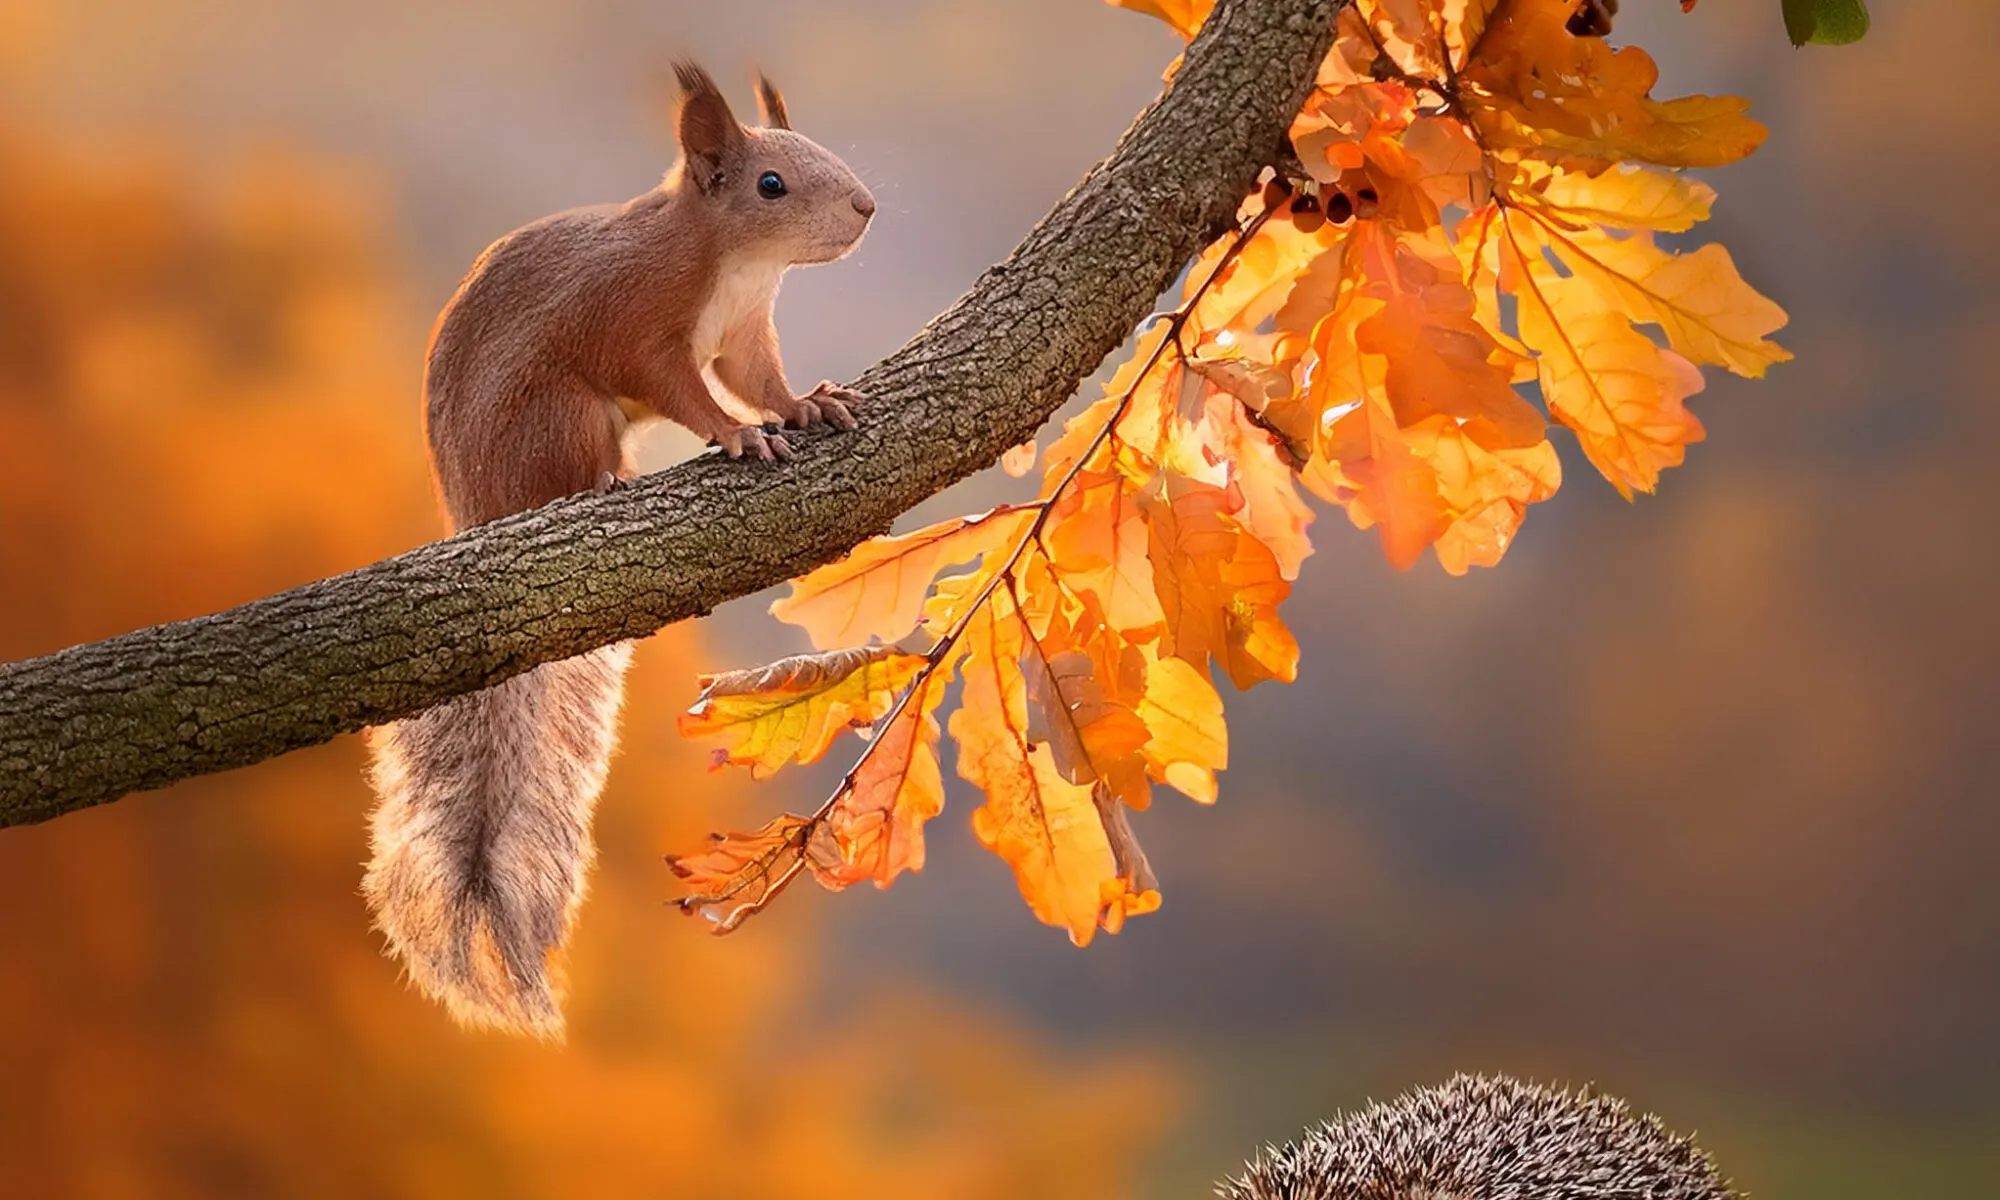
left=2, top=0, right=1995, bottom=1195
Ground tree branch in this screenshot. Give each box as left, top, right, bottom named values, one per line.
left=0, top=0, right=1341, bottom=828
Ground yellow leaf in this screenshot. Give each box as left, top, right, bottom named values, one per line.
left=1538, top=221, right=1792, bottom=378
left=1527, top=162, right=1716, bottom=234
left=679, top=647, right=928, bottom=780
left=1046, top=325, right=1193, bottom=487
left=771, top=506, right=1034, bottom=649
left=967, top=740, right=1123, bottom=946
left=1184, top=216, right=1337, bottom=344
left=818, top=663, right=953, bottom=889
left=1505, top=221, right=1707, bottom=497
left=1133, top=649, right=1227, bottom=804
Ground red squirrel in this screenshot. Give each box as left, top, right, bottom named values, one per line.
left=364, top=62, right=874, bottom=1037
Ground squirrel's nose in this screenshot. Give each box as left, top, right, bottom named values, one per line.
left=852, top=190, right=876, bottom=220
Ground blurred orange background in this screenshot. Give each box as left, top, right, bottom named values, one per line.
left=0, top=1, right=1994, bottom=1196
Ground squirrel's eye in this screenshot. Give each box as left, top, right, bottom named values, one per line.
left=756, top=171, right=786, bottom=200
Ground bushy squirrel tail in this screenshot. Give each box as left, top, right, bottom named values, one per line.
left=362, top=644, right=634, bottom=1038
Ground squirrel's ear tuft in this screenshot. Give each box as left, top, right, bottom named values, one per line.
left=674, top=59, right=743, bottom=189
left=755, top=74, right=790, bottom=130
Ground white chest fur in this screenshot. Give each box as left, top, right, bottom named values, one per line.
left=691, top=256, right=786, bottom=368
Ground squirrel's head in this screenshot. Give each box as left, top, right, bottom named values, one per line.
left=671, top=61, right=874, bottom=266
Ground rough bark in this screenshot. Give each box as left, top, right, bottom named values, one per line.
left=0, top=0, right=1340, bottom=828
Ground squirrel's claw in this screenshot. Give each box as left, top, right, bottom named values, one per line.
left=797, top=380, right=864, bottom=431
left=715, top=425, right=791, bottom=461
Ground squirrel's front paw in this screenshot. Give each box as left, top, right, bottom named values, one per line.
left=782, top=380, right=864, bottom=432
left=715, top=424, right=793, bottom=462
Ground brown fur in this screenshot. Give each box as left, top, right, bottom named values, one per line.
left=365, top=61, right=873, bottom=1036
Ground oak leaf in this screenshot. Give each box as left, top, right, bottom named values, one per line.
left=772, top=506, right=1035, bottom=649
left=1132, top=649, right=1228, bottom=804
left=1464, top=0, right=1769, bottom=170
left=1195, top=392, right=1316, bottom=580
left=679, top=647, right=928, bottom=780
left=1524, top=162, right=1717, bottom=234
left=1503, top=218, right=1708, bottom=497
left=1536, top=221, right=1792, bottom=378
left=1043, top=468, right=1168, bottom=638
left=1021, top=628, right=1153, bottom=802
left=1143, top=473, right=1299, bottom=689
left=954, top=601, right=1134, bottom=944
left=1407, top=416, right=1562, bottom=574
left=665, top=814, right=818, bottom=924
left=816, top=664, right=954, bottom=889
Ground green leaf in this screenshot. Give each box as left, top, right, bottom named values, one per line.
left=1782, top=0, right=1870, bottom=46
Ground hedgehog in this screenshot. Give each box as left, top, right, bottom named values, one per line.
left=1216, top=1073, right=1736, bottom=1200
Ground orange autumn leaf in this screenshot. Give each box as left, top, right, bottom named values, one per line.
left=679, top=647, right=928, bottom=780
left=1046, top=324, right=1197, bottom=487
left=1182, top=211, right=1338, bottom=342
left=1312, top=391, right=1451, bottom=569
left=1143, top=473, right=1299, bottom=690
left=1360, top=0, right=1449, bottom=77
left=665, top=814, right=817, bottom=920
left=771, top=506, right=1034, bottom=649
left=1019, top=599, right=1228, bottom=810
left=1021, top=631, right=1154, bottom=802
left=968, top=739, right=1125, bottom=947
left=1356, top=0, right=1502, bottom=94
left=1043, top=468, right=1167, bottom=638
left=953, top=600, right=1136, bottom=944
left=817, top=664, right=953, bottom=889
left=1299, top=239, right=1452, bottom=567
left=1195, top=392, right=1316, bottom=580
left=1407, top=416, right=1562, bottom=574
left=1353, top=225, right=1544, bottom=445
left=1463, top=0, right=1768, bottom=170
